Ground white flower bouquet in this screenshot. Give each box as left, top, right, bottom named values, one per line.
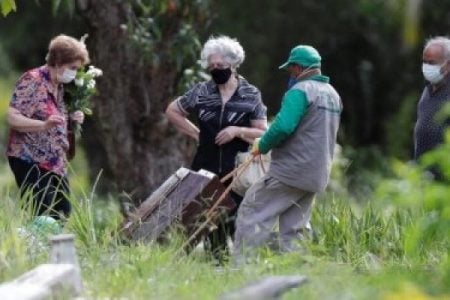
left=64, top=65, right=103, bottom=135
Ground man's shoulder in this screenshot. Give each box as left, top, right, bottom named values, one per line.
left=292, top=79, right=320, bottom=92
left=292, top=80, right=336, bottom=96
left=444, top=76, right=450, bottom=94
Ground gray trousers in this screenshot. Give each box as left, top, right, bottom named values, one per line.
left=233, top=174, right=315, bottom=258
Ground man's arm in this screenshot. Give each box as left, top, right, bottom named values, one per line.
left=258, top=89, right=308, bottom=154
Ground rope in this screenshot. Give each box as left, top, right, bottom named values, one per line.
left=178, top=153, right=258, bottom=253
left=219, top=154, right=254, bottom=183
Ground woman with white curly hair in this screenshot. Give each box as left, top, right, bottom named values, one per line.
left=166, top=35, right=267, bottom=261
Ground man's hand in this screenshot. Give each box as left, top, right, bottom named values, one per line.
left=251, top=137, right=261, bottom=155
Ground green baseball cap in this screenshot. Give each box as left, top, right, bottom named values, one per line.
left=279, top=45, right=321, bottom=69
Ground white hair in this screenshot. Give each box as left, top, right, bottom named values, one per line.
left=425, top=36, right=450, bottom=59
left=200, top=36, right=245, bottom=69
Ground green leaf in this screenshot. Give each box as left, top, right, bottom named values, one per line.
left=51, top=0, right=61, bottom=15
left=82, top=107, right=93, bottom=115
left=1, top=0, right=17, bottom=17
left=63, top=0, right=75, bottom=16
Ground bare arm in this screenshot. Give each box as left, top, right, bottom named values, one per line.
left=7, top=107, right=64, bottom=133
left=215, top=119, right=267, bottom=146
left=165, top=99, right=200, bottom=141
left=239, top=119, right=267, bottom=143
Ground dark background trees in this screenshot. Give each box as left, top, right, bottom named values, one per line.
left=1, top=0, right=449, bottom=203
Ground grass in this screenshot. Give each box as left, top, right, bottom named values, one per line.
left=0, top=76, right=448, bottom=299
left=0, top=178, right=447, bottom=299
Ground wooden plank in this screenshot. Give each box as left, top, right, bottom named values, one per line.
left=137, top=167, right=190, bottom=220
left=182, top=171, right=235, bottom=246
left=0, top=264, right=76, bottom=300
left=123, top=168, right=235, bottom=247
left=121, top=167, right=190, bottom=237
left=130, top=169, right=212, bottom=242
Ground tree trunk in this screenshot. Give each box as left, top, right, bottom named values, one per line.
left=76, top=0, right=197, bottom=203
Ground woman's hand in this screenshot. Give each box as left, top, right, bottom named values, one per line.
left=44, top=114, right=65, bottom=130
left=215, top=126, right=240, bottom=145
left=70, top=110, right=85, bottom=124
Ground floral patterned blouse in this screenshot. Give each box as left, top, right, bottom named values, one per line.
left=7, top=65, right=69, bottom=176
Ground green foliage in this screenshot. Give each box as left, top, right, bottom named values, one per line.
left=126, top=0, right=211, bottom=92
left=1, top=0, right=449, bottom=158
left=375, top=134, right=450, bottom=291
left=64, top=65, right=103, bottom=134
left=0, top=1, right=449, bottom=297
left=385, top=93, right=419, bottom=159
left=177, top=66, right=210, bottom=91
left=0, top=188, right=50, bottom=281
left=0, top=0, right=16, bottom=17
left=64, top=69, right=96, bottom=115
left=0, top=0, right=86, bottom=71
left=129, top=0, right=211, bottom=60
left=0, top=76, right=16, bottom=163
left=311, top=196, right=415, bottom=266
left=50, top=0, right=74, bottom=16
left=1, top=180, right=448, bottom=298
left=0, top=44, right=12, bottom=76
left=342, top=145, right=394, bottom=200
left=209, top=0, right=448, bottom=155
left=0, top=0, right=75, bottom=17
left=327, top=144, right=351, bottom=195
left=0, top=135, right=447, bottom=297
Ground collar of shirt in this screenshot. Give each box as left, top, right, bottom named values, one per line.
left=298, top=74, right=330, bottom=83
left=207, top=75, right=253, bottom=100
left=428, top=74, right=450, bottom=95
left=39, top=65, right=63, bottom=103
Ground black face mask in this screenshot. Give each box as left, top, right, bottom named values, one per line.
left=210, top=68, right=232, bottom=85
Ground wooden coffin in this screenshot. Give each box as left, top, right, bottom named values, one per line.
left=121, top=168, right=235, bottom=247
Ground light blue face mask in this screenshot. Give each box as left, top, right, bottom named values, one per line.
left=287, top=77, right=298, bottom=89
left=287, top=65, right=316, bottom=89
left=422, top=62, right=447, bottom=84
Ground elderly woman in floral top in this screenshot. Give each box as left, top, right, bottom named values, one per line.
left=6, top=35, right=89, bottom=219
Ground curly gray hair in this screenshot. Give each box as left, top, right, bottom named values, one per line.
left=200, top=36, right=245, bottom=69
left=425, top=36, right=450, bottom=59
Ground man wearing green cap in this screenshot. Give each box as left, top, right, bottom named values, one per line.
left=233, top=45, right=342, bottom=260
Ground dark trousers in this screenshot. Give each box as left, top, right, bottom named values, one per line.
left=8, top=156, right=71, bottom=220
left=205, top=190, right=243, bottom=261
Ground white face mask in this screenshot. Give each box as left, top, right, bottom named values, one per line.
left=58, top=68, right=77, bottom=84
left=422, top=63, right=444, bottom=84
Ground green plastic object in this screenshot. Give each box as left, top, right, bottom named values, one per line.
left=29, top=216, right=62, bottom=236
